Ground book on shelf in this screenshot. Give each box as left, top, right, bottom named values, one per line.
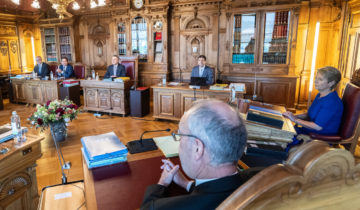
left=155, top=42, right=162, bottom=52
left=155, top=53, right=162, bottom=63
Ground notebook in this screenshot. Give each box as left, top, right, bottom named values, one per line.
left=153, top=136, right=180, bottom=158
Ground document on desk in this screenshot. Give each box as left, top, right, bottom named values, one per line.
left=153, top=136, right=180, bottom=158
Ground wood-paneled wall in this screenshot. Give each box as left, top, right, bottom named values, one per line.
left=0, top=13, right=42, bottom=74
left=2, top=0, right=359, bottom=108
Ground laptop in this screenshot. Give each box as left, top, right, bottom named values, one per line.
left=190, top=77, right=207, bottom=86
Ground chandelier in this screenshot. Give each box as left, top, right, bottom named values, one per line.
left=27, top=0, right=106, bottom=19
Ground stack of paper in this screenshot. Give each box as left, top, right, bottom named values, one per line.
left=81, top=132, right=128, bottom=168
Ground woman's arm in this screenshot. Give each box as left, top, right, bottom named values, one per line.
left=283, top=111, right=322, bottom=131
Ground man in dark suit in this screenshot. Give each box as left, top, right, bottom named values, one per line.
left=141, top=99, right=260, bottom=210
left=33, top=56, right=50, bottom=79
left=104, top=55, right=126, bottom=78
left=191, top=55, right=214, bottom=85
left=56, top=57, right=74, bottom=79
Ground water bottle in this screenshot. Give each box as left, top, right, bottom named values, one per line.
left=92, top=70, right=96, bottom=79
left=32, top=71, right=36, bottom=79
left=96, top=72, right=99, bottom=80
left=162, top=75, right=166, bottom=85
left=11, top=111, right=22, bottom=144
left=50, top=71, right=54, bottom=80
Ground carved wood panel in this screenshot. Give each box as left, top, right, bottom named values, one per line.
left=42, top=83, right=58, bottom=103
left=98, top=89, right=111, bottom=109
left=14, top=83, right=25, bottom=101
left=27, top=84, right=42, bottom=104
left=158, top=93, right=175, bottom=117
left=111, top=90, right=124, bottom=112
left=85, top=88, right=98, bottom=109
left=181, top=94, right=207, bottom=114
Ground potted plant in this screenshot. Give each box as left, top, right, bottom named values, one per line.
left=29, top=99, right=79, bottom=141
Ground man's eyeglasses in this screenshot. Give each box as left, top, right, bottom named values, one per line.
left=171, top=130, right=202, bottom=142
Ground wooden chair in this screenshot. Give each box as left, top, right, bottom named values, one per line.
left=309, top=82, right=360, bottom=154
left=217, top=140, right=360, bottom=209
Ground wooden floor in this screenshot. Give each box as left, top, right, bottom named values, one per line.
left=0, top=99, right=179, bottom=194
left=0, top=99, right=359, bottom=195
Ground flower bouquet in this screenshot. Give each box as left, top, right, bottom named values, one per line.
left=29, top=99, right=79, bottom=141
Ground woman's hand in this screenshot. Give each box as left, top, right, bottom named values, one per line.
left=283, top=111, right=296, bottom=122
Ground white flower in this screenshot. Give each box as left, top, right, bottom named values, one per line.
left=64, top=118, right=70, bottom=122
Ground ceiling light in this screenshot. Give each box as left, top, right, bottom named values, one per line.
left=52, top=3, right=59, bottom=9
left=11, top=0, right=20, bottom=5
left=72, top=2, right=80, bottom=10
left=31, top=0, right=40, bottom=8
left=98, top=0, right=106, bottom=6
left=90, top=1, right=97, bottom=8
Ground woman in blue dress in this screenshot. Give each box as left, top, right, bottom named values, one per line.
left=283, top=66, right=343, bottom=147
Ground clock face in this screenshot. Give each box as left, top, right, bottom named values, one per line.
left=133, top=0, right=143, bottom=9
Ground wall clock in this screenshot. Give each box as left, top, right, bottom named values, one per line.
left=132, top=0, right=144, bottom=9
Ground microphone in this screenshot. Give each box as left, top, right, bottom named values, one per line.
left=127, top=128, right=171, bottom=154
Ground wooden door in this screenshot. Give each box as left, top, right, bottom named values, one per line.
left=157, top=92, right=175, bottom=118
left=26, top=83, right=42, bottom=104
left=13, top=82, right=26, bottom=102
left=180, top=93, right=207, bottom=115
left=42, top=83, right=59, bottom=103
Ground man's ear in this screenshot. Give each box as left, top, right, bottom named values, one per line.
left=193, top=138, right=204, bottom=161
left=328, top=80, right=336, bottom=89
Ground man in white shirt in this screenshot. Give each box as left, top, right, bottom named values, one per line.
left=190, top=55, right=214, bottom=85
left=104, top=55, right=126, bottom=78
left=141, top=99, right=260, bottom=210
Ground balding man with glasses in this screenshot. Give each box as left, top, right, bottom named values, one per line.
left=141, top=99, right=261, bottom=210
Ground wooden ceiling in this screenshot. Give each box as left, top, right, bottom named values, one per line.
left=1, top=0, right=55, bottom=13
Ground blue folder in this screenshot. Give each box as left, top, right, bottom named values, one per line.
left=81, top=132, right=128, bottom=162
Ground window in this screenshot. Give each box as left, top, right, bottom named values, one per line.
left=131, top=17, right=147, bottom=62
left=232, top=10, right=290, bottom=65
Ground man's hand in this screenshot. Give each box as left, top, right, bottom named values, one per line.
left=158, top=159, right=179, bottom=187
left=158, top=159, right=192, bottom=190
left=56, top=68, right=62, bottom=73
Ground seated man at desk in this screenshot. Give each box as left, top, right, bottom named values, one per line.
left=104, top=55, right=126, bottom=78
left=141, top=99, right=260, bottom=209
left=33, top=56, right=50, bottom=79
left=191, top=55, right=214, bottom=85
left=56, top=57, right=74, bottom=78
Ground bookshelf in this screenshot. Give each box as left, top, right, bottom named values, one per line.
left=232, top=14, right=256, bottom=64
left=232, top=10, right=290, bottom=65
left=58, top=26, right=72, bottom=62
left=118, top=23, right=126, bottom=55
left=44, top=28, right=57, bottom=62
left=154, top=28, right=163, bottom=63
left=42, top=26, right=75, bottom=63
left=262, top=11, right=290, bottom=64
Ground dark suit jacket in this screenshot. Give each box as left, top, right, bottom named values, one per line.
left=33, top=63, right=50, bottom=78
left=104, top=64, right=126, bottom=78
left=58, top=65, right=74, bottom=79
left=191, top=65, right=214, bottom=85
left=141, top=168, right=261, bottom=210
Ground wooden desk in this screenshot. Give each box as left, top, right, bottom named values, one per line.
left=80, top=80, right=132, bottom=116
left=0, top=135, right=44, bottom=210
left=152, top=85, right=244, bottom=121
left=11, top=79, right=59, bottom=104
left=83, top=155, right=183, bottom=210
